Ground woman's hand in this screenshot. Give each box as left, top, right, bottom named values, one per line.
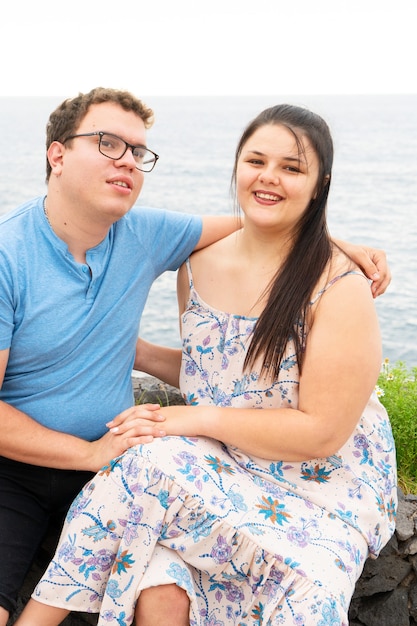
left=107, top=403, right=166, bottom=440
left=86, top=404, right=167, bottom=472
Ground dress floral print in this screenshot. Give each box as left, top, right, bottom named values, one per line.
left=33, top=260, right=397, bottom=625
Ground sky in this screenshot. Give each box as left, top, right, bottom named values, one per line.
left=1, top=0, right=416, bottom=98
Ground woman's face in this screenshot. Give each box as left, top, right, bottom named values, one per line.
left=236, top=123, right=320, bottom=236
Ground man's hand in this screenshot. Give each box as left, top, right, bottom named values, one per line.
left=88, top=404, right=166, bottom=472
left=334, top=239, right=391, bottom=298
left=364, top=246, right=391, bottom=297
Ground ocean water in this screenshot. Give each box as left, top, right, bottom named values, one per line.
left=1, top=94, right=416, bottom=365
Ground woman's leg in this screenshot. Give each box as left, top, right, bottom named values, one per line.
left=31, top=438, right=366, bottom=625
left=14, top=599, right=69, bottom=626
left=0, top=606, right=9, bottom=626
left=15, top=587, right=190, bottom=626
left=31, top=447, right=198, bottom=623
left=134, top=585, right=189, bottom=626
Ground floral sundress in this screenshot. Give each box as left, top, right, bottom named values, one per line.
left=33, top=260, right=397, bottom=625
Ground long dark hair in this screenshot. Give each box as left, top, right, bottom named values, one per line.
left=231, top=104, right=334, bottom=376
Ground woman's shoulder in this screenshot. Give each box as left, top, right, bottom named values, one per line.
left=311, top=249, right=367, bottom=304
left=328, top=246, right=367, bottom=284
left=191, top=232, right=237, bottom=266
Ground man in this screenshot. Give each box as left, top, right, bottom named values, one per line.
left=0, top=87, right=389, bottom=626
left=0, top=86, right=246, bottom=625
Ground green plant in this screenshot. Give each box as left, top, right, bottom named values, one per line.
left=376, top=359, right=417, bottom=494
left=135, top=383, right=170, bottom=407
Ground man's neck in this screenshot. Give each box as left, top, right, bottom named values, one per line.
left=44, top=195, right=111, bottom=264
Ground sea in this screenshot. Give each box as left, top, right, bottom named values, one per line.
left=1, top=94, right=416, bottom=366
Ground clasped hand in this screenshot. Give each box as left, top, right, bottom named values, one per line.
left=89, top=404, right=166, bottom=472
left=108, top=403, right=166, bottom=441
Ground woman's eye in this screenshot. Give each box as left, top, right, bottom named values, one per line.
left=248, top=158, right=264, bottom=165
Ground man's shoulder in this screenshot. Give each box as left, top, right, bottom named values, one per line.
left=0, top=197, right=40, bottom=229
left=125, top=205, right=164, bottom=224
left=123, top=205, right=201, bottom=234
left=127, top=205, right=198, bottom=222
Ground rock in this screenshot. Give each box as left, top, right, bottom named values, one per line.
left=354, top=588, right=410, bottom=626
left=352, top=553, right=413, bottom=596
left=396, top=499, right=417, bottom=541
left=132, top=375, right=185, bottom=407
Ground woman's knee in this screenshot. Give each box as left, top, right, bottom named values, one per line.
left=135, top=584, right=189, bottom=625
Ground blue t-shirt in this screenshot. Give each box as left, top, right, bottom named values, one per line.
left=0, top=197, right=202, bottom=440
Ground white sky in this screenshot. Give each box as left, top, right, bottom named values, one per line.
left=1, top=0, right=416, bottom=97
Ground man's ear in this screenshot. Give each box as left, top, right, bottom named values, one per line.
left=47, top=141, right=65, bottom=176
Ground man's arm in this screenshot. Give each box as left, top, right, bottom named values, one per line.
left=134, top=338, right=181, bottom=389
left=0, top=348, right=168, bottom=472
left=195, top=216, right=242, bottom=250
left=194, top=225, right=390, bottom=297
left=333, top=238, right=391, bottom=297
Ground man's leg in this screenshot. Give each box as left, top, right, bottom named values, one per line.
left=0, top=457, right=93, bottom=625
left=0, top=457, right=51, bottom=624
left=134, top=584, right=189, bottom=626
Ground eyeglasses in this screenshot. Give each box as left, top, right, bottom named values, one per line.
left=63, top=131, right=159, bottom=172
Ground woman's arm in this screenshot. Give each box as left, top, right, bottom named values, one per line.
left=152, top=274, right=381, bottom=461
left=113, top=272, right=382, bottom=461
left=333, top=238, right=390, bottom=297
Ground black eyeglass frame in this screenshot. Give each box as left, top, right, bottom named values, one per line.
left=63, top=131, right=159, bottom=172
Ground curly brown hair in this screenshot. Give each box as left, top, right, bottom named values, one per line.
left=45, top=87, right=154, bottom=181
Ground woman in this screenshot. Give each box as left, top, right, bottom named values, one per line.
left=16, top=104, right=397, bottom=626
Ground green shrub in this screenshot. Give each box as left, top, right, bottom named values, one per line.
left=376, top=359, right=417, bottom=494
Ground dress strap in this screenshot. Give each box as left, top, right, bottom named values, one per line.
left=310, top=270, right=367, bottom=305
left=184, top=258, right=194, bottom=291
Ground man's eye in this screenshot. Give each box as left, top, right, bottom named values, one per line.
left=133, top=147, right=146, bottom=159
left=101, top=139, right=115, bottom=149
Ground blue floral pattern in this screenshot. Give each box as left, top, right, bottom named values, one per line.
left=34, top=261, right=397, bottom=625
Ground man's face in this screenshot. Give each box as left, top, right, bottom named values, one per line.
left=48, top=102, right=149, bottom=224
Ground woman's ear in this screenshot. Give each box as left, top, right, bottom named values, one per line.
left=313, top=174, right=330, bottom=199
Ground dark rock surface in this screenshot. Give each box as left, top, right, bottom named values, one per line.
left=348, top=489, right=417, bottom=626
left=8, top=377, right=417, bottom=625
